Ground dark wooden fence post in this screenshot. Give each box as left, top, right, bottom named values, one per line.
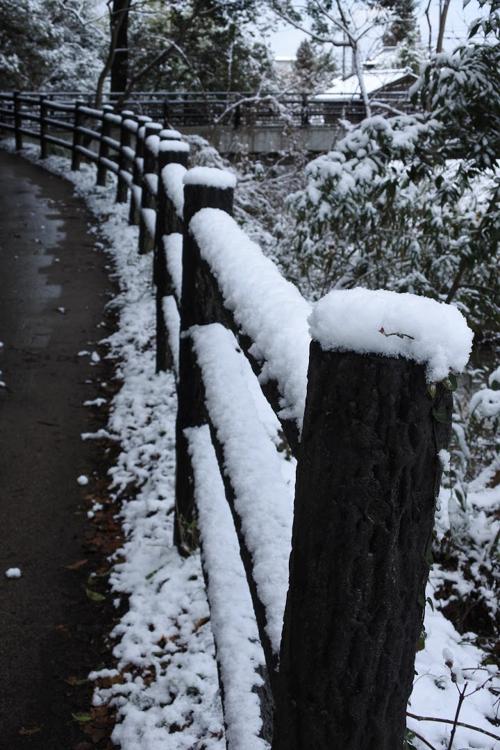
left=71, top=101, right=84, bottom=171
left=96, top=104, right=114, bottom=186
left=138, top=121, right=163, bottom=254
left=174, top=168, right=235, bottom=554
left=162, top=99, right=170, bottom=126
left=301, top=93, right=309, bottom=127
left=116, top=110, right=135, bottom=203
left=13, top=91, right=22, bottom=151
left=128, top=114, right=152, bottom=226
left=273, top=342, right=453, bottom=750
left=154, top=138, right=190, bottom=373
left=39, top=95, right=48, bottom=159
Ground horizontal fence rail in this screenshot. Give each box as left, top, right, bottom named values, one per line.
left=0, top=89, right=416, bottom=132
left=0, top=90, right=454, bottom=750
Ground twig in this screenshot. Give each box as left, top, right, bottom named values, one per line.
left=447, top=682, right=468, bottom=750
left=407, top=712, right=500, bottom=742
left=410, top=729, right=438, bottom=750
left=379, top=327, right=415, bottom=340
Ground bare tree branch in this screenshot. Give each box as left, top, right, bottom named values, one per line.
left=407, top=711, right=500, bottom=742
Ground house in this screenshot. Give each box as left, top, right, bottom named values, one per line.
left=312, top=52, right=417, bottom=121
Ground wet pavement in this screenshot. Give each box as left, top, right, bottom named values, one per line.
left=0, top=150, right=112, bottom=748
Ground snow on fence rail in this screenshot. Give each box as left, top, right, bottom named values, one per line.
left=0, top=92, right=474, bottom=750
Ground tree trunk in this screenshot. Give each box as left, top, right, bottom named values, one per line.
left=436, top=0, right=451, bottom=53
left=111, top=0, right=130, bottom=95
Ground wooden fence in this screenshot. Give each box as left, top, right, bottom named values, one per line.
left=0, top=91, right=453, bottom=750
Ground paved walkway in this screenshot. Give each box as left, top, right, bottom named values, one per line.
left=0, top=150, right=112, bottom=749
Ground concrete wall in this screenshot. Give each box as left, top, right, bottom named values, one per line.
left=181, top=125, right=344, bottom=154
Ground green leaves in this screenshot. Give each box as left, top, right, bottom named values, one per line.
left=432, top=400, right=450, bottom=423
left=443, top=374, right=458, bottom=391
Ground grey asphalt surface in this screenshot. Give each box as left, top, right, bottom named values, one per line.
left=0, top=150, right=112, bottom=748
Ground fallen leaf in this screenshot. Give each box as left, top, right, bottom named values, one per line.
left=193, top=616, right=210, bottom=632
left=71, top=713, right=93, bottom=724
left=64, top=675, right=88, bottom=687
left=54, top=623, right=70, bottom=636
left=19, top=725, right=43, bottom=736
left=65, top=559, right=89, bottom=571
left=85, top=588, right=105, bottom=603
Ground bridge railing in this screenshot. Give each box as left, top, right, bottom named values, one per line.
left=0, top=89, right=415, bottom=130
left=0, top=92, right=455, bottom=750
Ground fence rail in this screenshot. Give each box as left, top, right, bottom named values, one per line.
left=0, top=89, right=415, bottom=130
left=0, top=91, right=453, bottom=750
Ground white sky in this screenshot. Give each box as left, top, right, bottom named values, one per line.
left=268, top=0, right=480, bottom=57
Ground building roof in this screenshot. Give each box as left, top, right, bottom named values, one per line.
left=313, top=68, right=415, bottom=101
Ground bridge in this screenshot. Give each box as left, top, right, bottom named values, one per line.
left=1, top=89, right=415, bottom=153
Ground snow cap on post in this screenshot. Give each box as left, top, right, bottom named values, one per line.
left=160, top=128, right=182, bottom=140
left=184, top=166, right=237, bottom=190
left=159, top=139, right=190, bottom=153
left=183, top=167, right=236, bottom=225
left=309, top=288, right=473, bottom=382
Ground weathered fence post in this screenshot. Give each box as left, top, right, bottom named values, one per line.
left=272, top=293, right=455, bottom=750
left=301, top=93, right=309, bottom=128
left=154, top=136, right=189, bottom=373
left=162, top=99, right=170, bottom=126
left=128, top=114, right=152, bottom=226
left=138, top=122, right=163, bottom=254
left=96, top=104, right=114, bottom=187
left=116, top=110, right=135, bottom=203
left=174, top=167, right=236, bottom=554
left=13, top=91, right=22, bottom=151
left=39, top=95, right=48, bottom=159
left=71, top=101, right=85, bottom=171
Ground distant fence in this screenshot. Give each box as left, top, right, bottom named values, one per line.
left=0, top=88, right=414, bottom=130
left=0, top=91, right=452, bottom=750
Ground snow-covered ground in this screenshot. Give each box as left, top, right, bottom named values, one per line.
left=2, top=140, right=498, bottom=750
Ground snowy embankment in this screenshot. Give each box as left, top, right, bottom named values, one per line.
left=2, top=140, right=498, bottom=750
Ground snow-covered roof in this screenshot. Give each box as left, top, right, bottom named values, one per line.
left=314, top=68, right=414, bottom=101
left=364, top=46, right=400, bottom=69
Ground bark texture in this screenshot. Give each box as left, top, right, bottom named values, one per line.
left=273, top=344, right=452, bottom=750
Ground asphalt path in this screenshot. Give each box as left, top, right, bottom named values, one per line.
left=0, top=150, right=112, bottom=749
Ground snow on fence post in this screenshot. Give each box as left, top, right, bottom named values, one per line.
left=154, top=131, right=186, bottom=260
left=71, top=101, right=85, bottom=171
left=96, top=104, right=115, bottom=187
left=138, top=122, right=163, bottom=254
left=154, top=134, right=189, bottom=373
left=39, top=95, right=48, bottom=159
left=128, top=114, right=152, bottom=226
left=116, top=110, right=135, bottom=203
left=13, top=91, right=22, bottom=151
left=272, top=289, right=472, bottom=750
left=174, top=167, right=236, bottom=554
